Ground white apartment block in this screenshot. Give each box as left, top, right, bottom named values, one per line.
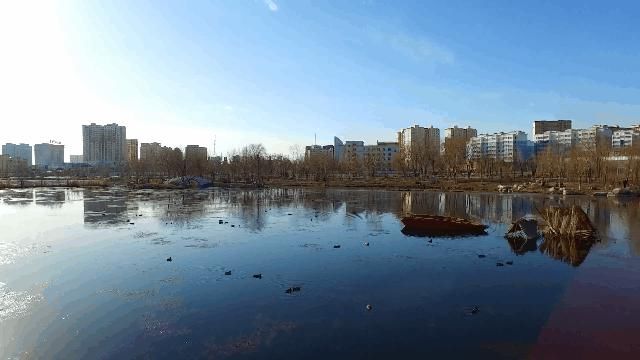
left=398, top=125, right=440, bottom=159
left=612, top=129, right=640, bottom=149
left=467, top=131, right=529, bottom=162
left=533, top=129, right=578, bottom=154
left=34, top=143, right=64, bottom=168
left=70, top=155, right=84, bottom=163
left=444, top=126, right=477, bottom=141
left=82, top=123, right=127, bottom=165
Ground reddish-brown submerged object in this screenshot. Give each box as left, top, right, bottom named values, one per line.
left=401, top=214, right=488, bottom=236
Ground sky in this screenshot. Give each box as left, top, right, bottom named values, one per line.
left=2, top=0, right=640, bottom=160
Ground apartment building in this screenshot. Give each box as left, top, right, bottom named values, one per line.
left=34, top=143, right=64, bottom=169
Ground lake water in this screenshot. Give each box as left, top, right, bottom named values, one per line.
left=1, top=188, right=639, bottom=359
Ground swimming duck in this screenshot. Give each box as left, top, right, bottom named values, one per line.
left=253, top=273, right=262, bottom=279
left=166, top=257, right=172, bottom=262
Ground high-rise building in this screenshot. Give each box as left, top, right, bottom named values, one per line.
left=140, top=142, right=162, bottom=161
left=398, top=125, right=440, bottom=160
left=532, top=120, right=572, bottom=136
left=444, top=126, right=477, bottom=142
left=185, top=145, right=208, bottom=162
left=82, top=123, right=127, bottom=165
left=34, top=143, right=64, bottom=169
left=126, top=139, right=138, bottom=162
left=0, top=154, right=28, bottom=177
left=70, top=155, right=84, bottom=163
left=2, top=143, right=33, bottom=166
left=444, top=126, right=477, bottom=156
left=467, top=131, right=530, bottom=162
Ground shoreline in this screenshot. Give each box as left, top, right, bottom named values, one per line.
left=1, top=177, right=638, bottom=197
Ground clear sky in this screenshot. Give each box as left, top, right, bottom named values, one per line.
left=2, top=0, right=640, bottom=160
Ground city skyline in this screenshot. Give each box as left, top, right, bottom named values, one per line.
left=3, top=1, right=640, bottom=160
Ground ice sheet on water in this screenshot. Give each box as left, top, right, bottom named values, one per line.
left=0, top=282, right=42, bottom=322
left=0, top=242, right=33, bottom=265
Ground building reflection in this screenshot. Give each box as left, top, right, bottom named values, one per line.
left=83, top=189, right=129, bottom=226
left=1, top=189, right=34, bottom=205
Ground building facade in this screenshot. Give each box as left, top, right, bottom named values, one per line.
left=364, top=141, right=399, bottom=173
left=185, top=145, right=208, bottom=162
left=140, top=142, right=162, bottom=161
left=532, top=120, right=572, bottom=136
left=444, top=126, right=477, bottom=142
left=2, top=143, right=33, bottom=166
left=126, top=139, right=138, bottom=162
left=467, top=131, right=530, bottom=162
left=34, top=143, right=64, bottom=169
left=533, top=129, right=578, bottom=154
left=0, top=154, right=28, bottom=177
left=612, top=129, right=640, bottom=149
left=398, top=125, right=441, bottom=160
left=82, top=123, right=127, bottom=165
left=70, top=155, right=84, bottom=164
left=305, top=145, right=335, bottom=160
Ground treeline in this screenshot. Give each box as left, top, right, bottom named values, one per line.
left=14, top=140, right=640, bottom=188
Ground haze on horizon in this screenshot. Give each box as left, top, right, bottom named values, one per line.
left=2, top=0, right=640, bottom=161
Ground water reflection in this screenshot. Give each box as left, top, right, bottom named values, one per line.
left=539, top=234, right=597, bottom=267
left=2, top=187, right=640, bottom=358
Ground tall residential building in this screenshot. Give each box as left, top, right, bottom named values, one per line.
left=2, top=143, right=33, bottom=166
left=126, top=139, right=138, bottom=162
left=34, top=143, right=64, bottom=169
left=467, top=131, right=529, bottom=162
left=82, top=123, right=127, bottom=165
left=398, top=125, right=440, bottom=160
left=444, top=126, right=478, bottom=142
left=444, top=126, right=477, bottom=156
left=185, top=145, right=208, bottom=162
left=532, top=120, right=572, bottom=136
left=70, top=155, right=84, bottom=163
left=140, top=142, right=162, bottom=161
left=0, top=154, right=29, bottom=177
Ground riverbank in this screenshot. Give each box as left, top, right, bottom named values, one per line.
left=1, top=177, right=638, bottom=197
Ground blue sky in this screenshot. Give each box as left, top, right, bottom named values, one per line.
left=2, top=0, right=640, bottom=158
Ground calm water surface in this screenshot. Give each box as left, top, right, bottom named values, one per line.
left=1, top=188, right=640, bottom=359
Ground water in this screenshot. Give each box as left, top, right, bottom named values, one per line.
left=1, top=187, right=639, bottom=359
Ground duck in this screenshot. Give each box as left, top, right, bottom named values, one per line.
left=364, top=242, right=369, bottom=246
left=506, top=261, right=513, bottom=265
left=496, top=262, right=504, bottom=267
left=166, top=257, right=172, bottom=262
left=253, top=273, right=262, bottom=279
left=224, top=270, right=232, bottom=275
left=477, top=254, right=486, bottom=258
left=366, top=304, right=373, bottom=311
left=333, top=245, right=341, bottom=249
